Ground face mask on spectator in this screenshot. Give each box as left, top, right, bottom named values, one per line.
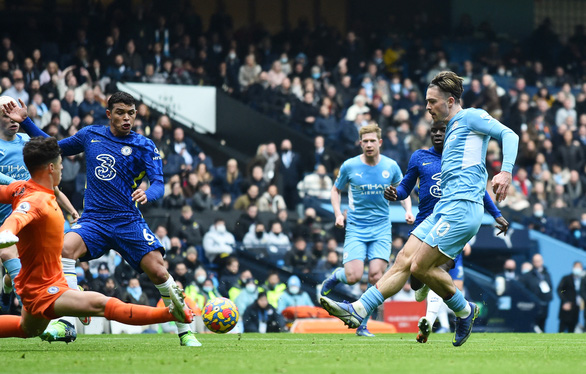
left=534, top=210, right=544, bottom=218
left=246, top=284, right=257, bottom=293
left=573, top=267, right=583, bottom=277
left=256, top=231, right=263, bottom=239
left=203, top=286, right=213, bottom=293
left=581, top=219, right=586, bottom=226
left=289, top=286, right=300, bottom=294
left=216, top=224, right=226, bottom=233
left=196, top=275, right=206, bottom=284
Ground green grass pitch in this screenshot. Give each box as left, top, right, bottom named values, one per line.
left=1, top=333, right=584, bottom=374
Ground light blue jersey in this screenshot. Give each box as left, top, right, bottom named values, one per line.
left=413, top=108, right=518, bottom=258
left=335, top=155, right=403, bottom=264
left=0, top=133, right=31, bottom=223
left=335, top=155, right=403, bottom=227
left=441, top=108, right=517, bottom=204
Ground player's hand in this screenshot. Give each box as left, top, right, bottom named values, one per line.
left=0, top=230, right=18, bottom=249
left=335, top=210, right=346, bottom=229
left=384, top=185, right=397, bottom=201
left=405, top=211, right=415, bottom=225
left=491, top=171, right=512, bottom=203
left=70, top=210, right=80, bottom=223
left=495, top=216, right=509, bottom=236
left=131, top=188, right=149, bottom=205
left=2, top=98, right=28, bottom=123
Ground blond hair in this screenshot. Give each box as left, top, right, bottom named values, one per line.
left=359, top=124, right=382, bottom=140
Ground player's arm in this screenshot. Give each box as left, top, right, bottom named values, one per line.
left=331, top=185, right=345, bottom=229
left=132, top=140, right=165, bottom=204
left=483, top=190, right=509, bottom=236
left=471, top=112, right=519, bottom=202
left=54, top=187, right=80, bottom=223
left=0, top=199, right=39, bottom=248
left=2, top=99, right=48, bottom=138
left=2, top=99, right=84, bottom=155
left=331, top=162, right=349, bottom=229
left=0, top=184, right=14, bottom=204
left=384, top=152, right=419, bottom=202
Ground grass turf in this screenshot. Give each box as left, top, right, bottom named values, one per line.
left=0, top=333, right=584, bottom=374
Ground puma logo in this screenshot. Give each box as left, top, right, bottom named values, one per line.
left=355, top=172, right=363, bottom=178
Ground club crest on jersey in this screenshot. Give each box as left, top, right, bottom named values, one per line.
left=47, top=286, right=60, bottom=294
left=382, top=170, right=390, bottom=178
left=452, top=121, right=459, bottom=129
left=15, top=201, right=30, bottom=214
left=121, top=146, right=132, bottom=156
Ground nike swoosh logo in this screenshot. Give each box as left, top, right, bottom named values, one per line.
left=148, top=241, right=155, bottom=246
left=91, top=139, right=100, bottom=143
left=423, top=162, right=432, bottom=166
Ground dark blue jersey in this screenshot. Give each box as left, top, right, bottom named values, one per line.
left=396, top=147, right=501, bottom=228
left=21, top=118, right=164, bottom=219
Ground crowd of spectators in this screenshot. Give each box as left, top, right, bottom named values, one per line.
left=2, top=3, right=586, bottom=327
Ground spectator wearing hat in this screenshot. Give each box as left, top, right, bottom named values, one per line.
left=277, top=275, right=314, bottom=314
left=243, top=292, right=285, bottom=333
left=183, top=246, right=201, bottom=273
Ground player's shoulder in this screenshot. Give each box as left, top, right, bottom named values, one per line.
left=379, top=154, right=400, bottom=169
left=15, top=133, right=31, bottom=143
left=341, top=155, right=361, bottom=168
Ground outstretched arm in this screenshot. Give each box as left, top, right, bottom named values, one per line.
left=2, top=98, right=49, bottom=138
left=54, top=187, right=80, bottom=223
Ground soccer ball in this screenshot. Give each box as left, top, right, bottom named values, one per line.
left=202, top=297, right=239, bottom=333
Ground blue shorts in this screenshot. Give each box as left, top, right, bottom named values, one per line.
left=448, top=254, right=464, bottom=281
left=342, top=221, right=391, bottom=264
left=411, top=200, right=482, bottom=259
left=71, top=216, right=163, bottom=273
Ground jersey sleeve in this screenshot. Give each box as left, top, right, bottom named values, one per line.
left=57, top=127, right=88, bottom=156
left=468, top=110, right=519, bottom=174
left=396, top=151, right=420, bottom=201
left=483, top=190, right=502, bottom=218
left=19, top=117, right=49, bottom=138
left=0, top=184, right=15, bottom=204
left=334, top=161, right=350, bottom=190
left=390, top=162, right=403, bottom=187
left=142, top=139, right=165, bottom=202
left=0, top=196, right=43, bottom=235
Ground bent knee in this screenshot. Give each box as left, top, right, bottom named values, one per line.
left=410, top=262, right=426, bottom=278
left=345, top=271, right=362, bottom=285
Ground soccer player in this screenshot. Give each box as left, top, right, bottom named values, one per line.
left=320, top=123, right=414, bottom=337
left=3, top=93, right=201, bottom=346
left=384, top=119, right=509, bottom=343
left=0, top=137, right=192, bottom=342
left=0, top=96, right=79, bottom=311
left=320, top=71, right=519, bottom=346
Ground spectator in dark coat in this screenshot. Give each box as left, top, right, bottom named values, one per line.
left=277, top=139, right=303, bottom=208
left=285, top=237, right=316, bottom=274
left=556, top=262, right=583, bottom=333
left=519, top=254, right=553, bottom=332
left=243, top=292, right=285, bottom=333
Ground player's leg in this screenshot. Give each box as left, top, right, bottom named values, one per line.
left=52, top=289, right=191, bottom=324
left=60, top=232, right=89, bottom=290
left=320, top=235, right=423, bottom=328
left=1, top=245, right=21, bottom=306
left=140, top=250, right=201, bottom=347
left=417, top=258, right=458, bottom=343
left=355, top=257, right=387, bottom=337
left=411, top=202, right=482, bottom=346
left=321, top=236, right=366, bottom=295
